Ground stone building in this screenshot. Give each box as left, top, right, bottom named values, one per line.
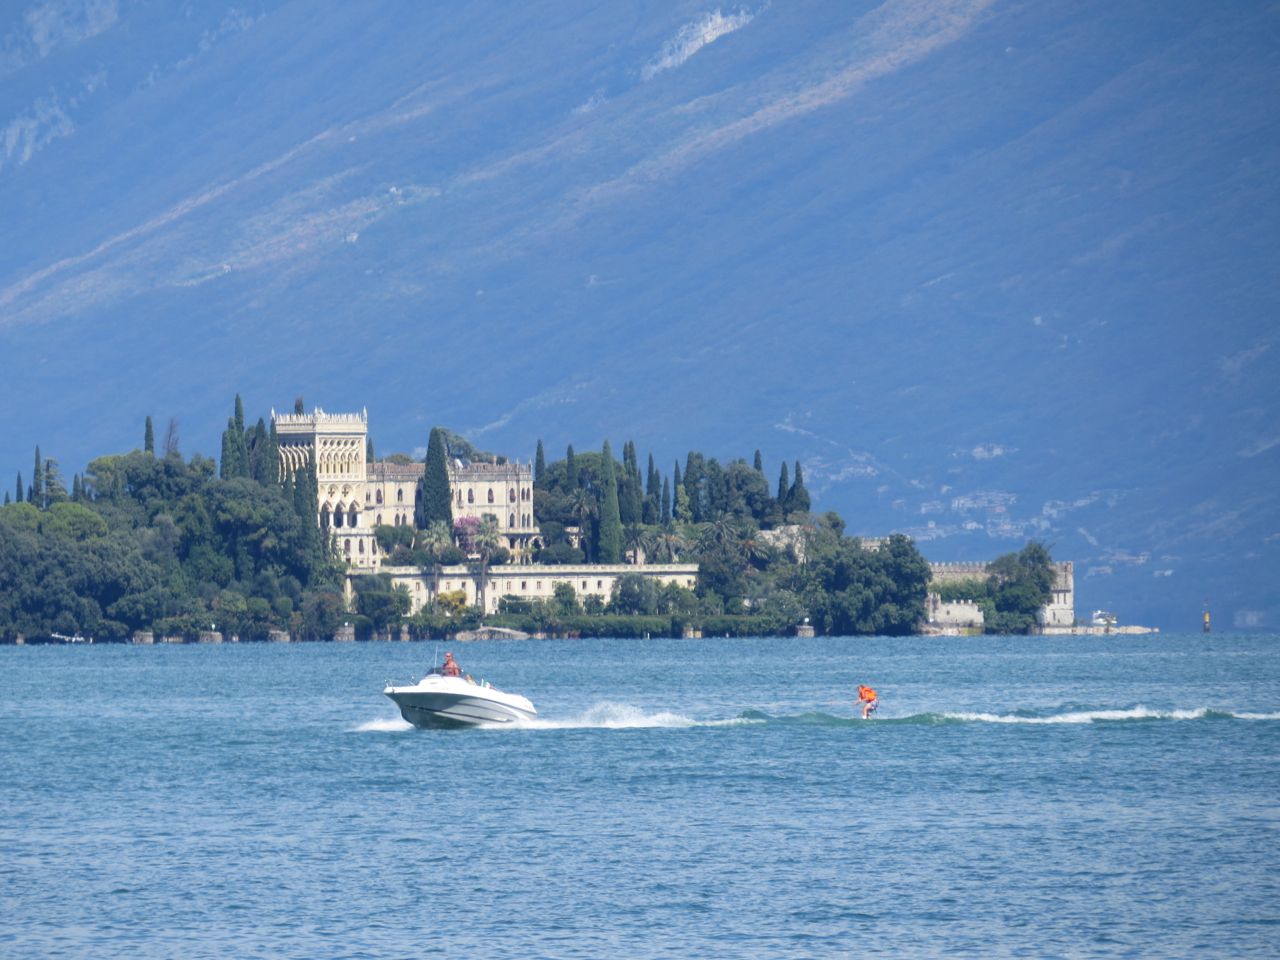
left=273, top=407, right=542, bottom=568
left=357, top=563, right=699, bottom=616
left=927, top=560, right=1075, bottom=631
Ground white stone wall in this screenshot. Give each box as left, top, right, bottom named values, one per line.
left=372, top=563, right=700, bottom=615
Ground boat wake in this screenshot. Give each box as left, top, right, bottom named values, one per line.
left=353, top=704, right=1280, bottom=732
left=737, top=706, right=1280, bottom=726
left=352, top=717, right=413, bottom=732
left=520, top=701, right=762, bottom=730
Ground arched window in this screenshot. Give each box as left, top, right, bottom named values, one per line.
left=509, top=513, right=516, bottom=528
left=397, top=488, right=404, bottom=503
left=457, top=490, right=463, bottom=505
left=376, top=490, right=383, bottom=504
left=334, top=507, right=344, bottom=529
left=467, top=489, right=474, bottom=504
left=509, top=489, right=516, bottom=502
left=358, top=539, right=365, bottom=554
left=487, top=488, right=494, bottom=504
left=376, top=514, right=382, bottom=525
left=365, top=491, right=371, bottom=504
left=344, top=539, right=351, bottom=554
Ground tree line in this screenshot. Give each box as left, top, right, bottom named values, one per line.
left=0, top=396, right=345, bottom=642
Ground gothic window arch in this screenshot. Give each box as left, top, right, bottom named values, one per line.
left=468, top=490, right=474, bottom=504
left=376, top=514, right=382, bottom=526
left=376, top=490, right=383, bottom=505
left=509, top=489, right=516, bottom=502
left=334, top=506, right=345, bottom=529
left=348, top=508, right=358, bottom=528
left=320, top=506, right=331, bottom=529
left=487, top=488, right=494, bottom=504
left=344, top=539, right=351, bottom=554
left=358, top=540, right=365, bottom=554
left=397, top=488, right=404, bottom=503
left=509, top=513, right=516, bottom=528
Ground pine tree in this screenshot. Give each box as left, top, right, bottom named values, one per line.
left=144, top=416, right=155, bottom=455
left=31, top=446, right=42, bottom=508
left=420, top=427, right=453, bottom=529
left=534, top=440, right=546, bottom=485
left=777, top=461, right=790, bottom=507
left=14, top=471, right=22, bottom=503
left=565, top=445, right=578, bottom=490
left=789, top=461, right=811, bottom=515
left=597, top=440, right=623, bottom=563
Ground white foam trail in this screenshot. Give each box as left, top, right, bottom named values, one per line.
left=1234, top=711, right=1280, bottom=720
left=353, top=717, right=413, bottom=732
left=516, top=701, right=760, bottom=730
left=944, top=706, right=1211, bottom=724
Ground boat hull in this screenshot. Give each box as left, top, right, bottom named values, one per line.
left=384, top=676, right=537, bottom=729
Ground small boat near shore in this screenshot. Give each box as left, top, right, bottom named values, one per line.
left=384, top=669, right=537, bottom=729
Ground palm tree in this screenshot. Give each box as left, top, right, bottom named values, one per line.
left=624, top=523, right=649, bottom=565
left=567, top=487, right=598, bottom=558
left=473, top=515, right=503, bottom=617
left=649, top=523, right=688, bottom=563
left=420, top=519, right=453, bottom=610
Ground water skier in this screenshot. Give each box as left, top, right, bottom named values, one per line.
left=857, top=684, right=878, bottom=719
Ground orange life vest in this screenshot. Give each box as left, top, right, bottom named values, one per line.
left=859, top=686, right=877, bottom=701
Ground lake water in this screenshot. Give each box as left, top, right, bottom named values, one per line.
left=3, top=633, right=1278, bottom=958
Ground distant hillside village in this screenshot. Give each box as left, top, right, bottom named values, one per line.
left=0, top=399, right=1145, bottom=643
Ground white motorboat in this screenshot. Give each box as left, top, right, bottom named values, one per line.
left=384, top=669, right=537, bottom=729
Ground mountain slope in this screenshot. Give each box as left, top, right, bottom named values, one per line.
left=2, top=0, right=1277, bottom=628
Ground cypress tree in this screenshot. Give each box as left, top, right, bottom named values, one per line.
left=3, top=492, right=7, bottom=505
left=264, top=419, right=280, bottom=485
left=366, top=437, right=375, bottom=463
left=753, top=450, right=764, bottom=474
left=31, top=446, right=42, bottom=508
left=234, top=394, right=245, bottom=435
left=420, top=427, right=453, bottom=529
left=597, top=440, right=623, bottom=563
left=534, top=440, right=546, bottom=485
left=661, top=477, right=671, bottom=523
left=144, top=416, right=155, bottom=455
left=294, top=396, right=305, bottom=415
left=777, top=462, right=790, bottom=510
left=72, top=474, right=83, bottom=501
left=220, top=419, right=236, bottom=480
left=565, top=445, right=577, bottom=490
left=673, top=461, right=681, bottom=497
left=44, top=459, right=67, bottom=504
left=250, top=419, right=274, bottom=485
left=789, top=461, right=811, bottom=514
left=14, top=471, right=22, bottom=503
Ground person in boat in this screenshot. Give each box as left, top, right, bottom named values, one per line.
left=441, top=651, right=461, bottom=677
left=857, top=684, right=879, bottom=719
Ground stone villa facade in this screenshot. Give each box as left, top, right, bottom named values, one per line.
left=274, top=409, right=699, bottom=609
left=273, top=408, right=541, bottom=568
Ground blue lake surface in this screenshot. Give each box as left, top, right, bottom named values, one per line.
left=3, top=634, right=1278, bottom=958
